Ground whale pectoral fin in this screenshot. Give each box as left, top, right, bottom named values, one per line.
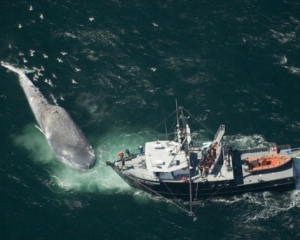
left=23, top=69, right=35, bottom=74
left=34, top=125, right=47, bottom=138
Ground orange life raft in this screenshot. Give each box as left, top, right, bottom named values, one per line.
left=245, top=154, right=291, bottom=173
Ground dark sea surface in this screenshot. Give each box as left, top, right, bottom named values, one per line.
left=1, top=0, right=300, bottom=239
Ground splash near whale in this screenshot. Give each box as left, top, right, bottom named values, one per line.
left=1, top=62, right=96, bottom=169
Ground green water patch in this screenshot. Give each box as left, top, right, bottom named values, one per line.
left=11, top=123, right=168, bottom=196
left=13, top=123, right=55, bottom=164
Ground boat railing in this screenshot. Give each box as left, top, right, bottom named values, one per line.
left=291, top=148, right=300, bottom=157
left=239, top=147, right=269, bottom=154
left=113, top=150, right=143, bottom=162
left=126, top=171, right=159, bottom=182
left=291, top=147, right=300, bottom=151
left=191, top=140, right=214, bottom=149
left=239, top=145, right=292, bottom=154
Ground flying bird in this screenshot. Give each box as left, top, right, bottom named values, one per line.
left=29, top=50, right=35, bottom=57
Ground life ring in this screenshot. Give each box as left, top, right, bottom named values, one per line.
left=181, top=177, right=187, bottom=183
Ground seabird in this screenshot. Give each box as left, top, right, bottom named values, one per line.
left=29, top=50, right=35, bottom=57
left=45, top=79, right=54, bottom=87
left=33, top=74, right=39, bottom=81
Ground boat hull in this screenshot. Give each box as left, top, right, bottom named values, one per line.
left=109, top=166, right=295, bottom=200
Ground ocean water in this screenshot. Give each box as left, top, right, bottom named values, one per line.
left=1, top=0, right=300, bottom=239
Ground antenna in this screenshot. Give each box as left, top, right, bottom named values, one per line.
left=163, top=106, right=167, bottom=140
left=176, top=99, right=179, bottom=127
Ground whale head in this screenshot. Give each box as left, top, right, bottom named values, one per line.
left=57, top=146, right=96, bottom=170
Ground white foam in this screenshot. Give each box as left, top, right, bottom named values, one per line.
left=47, top=129, right=162, bottom=193
left=12, top=123, right=162, bottom=194
left=244, top=191, right=300, bottom=223
left=223, top=134, right=272, bottom=149
left=284, top=66, right=300, bottom=76
left=208, top=190, right=300, bottom=225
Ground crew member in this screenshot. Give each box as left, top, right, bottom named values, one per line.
left=118, top=152, right=124, bottom=167
left=139, top=145, right=143, bottom=155
left=125, top=149, right=131, bottom=157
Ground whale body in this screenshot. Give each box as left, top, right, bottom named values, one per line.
left=1, top=62, right=96, bottom=169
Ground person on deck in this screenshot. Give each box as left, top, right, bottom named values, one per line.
left=118, top=152, right=124, bottom=168
left=139, top=145, right=143, bottom=155
left=125, top=149, right=131, bottom=157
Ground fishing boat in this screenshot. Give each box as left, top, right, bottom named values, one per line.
left=106, top=105, right=299, bottom=216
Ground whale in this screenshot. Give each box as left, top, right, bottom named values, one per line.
left=1, top=62, right=96, bottom=169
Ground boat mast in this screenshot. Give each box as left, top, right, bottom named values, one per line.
left=179, top=107, right=193, bottom=216
left=176, top=100, right=180, bottom=143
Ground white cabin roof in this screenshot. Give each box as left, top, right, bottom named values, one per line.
left=145, top=140, right=188, bottom=172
